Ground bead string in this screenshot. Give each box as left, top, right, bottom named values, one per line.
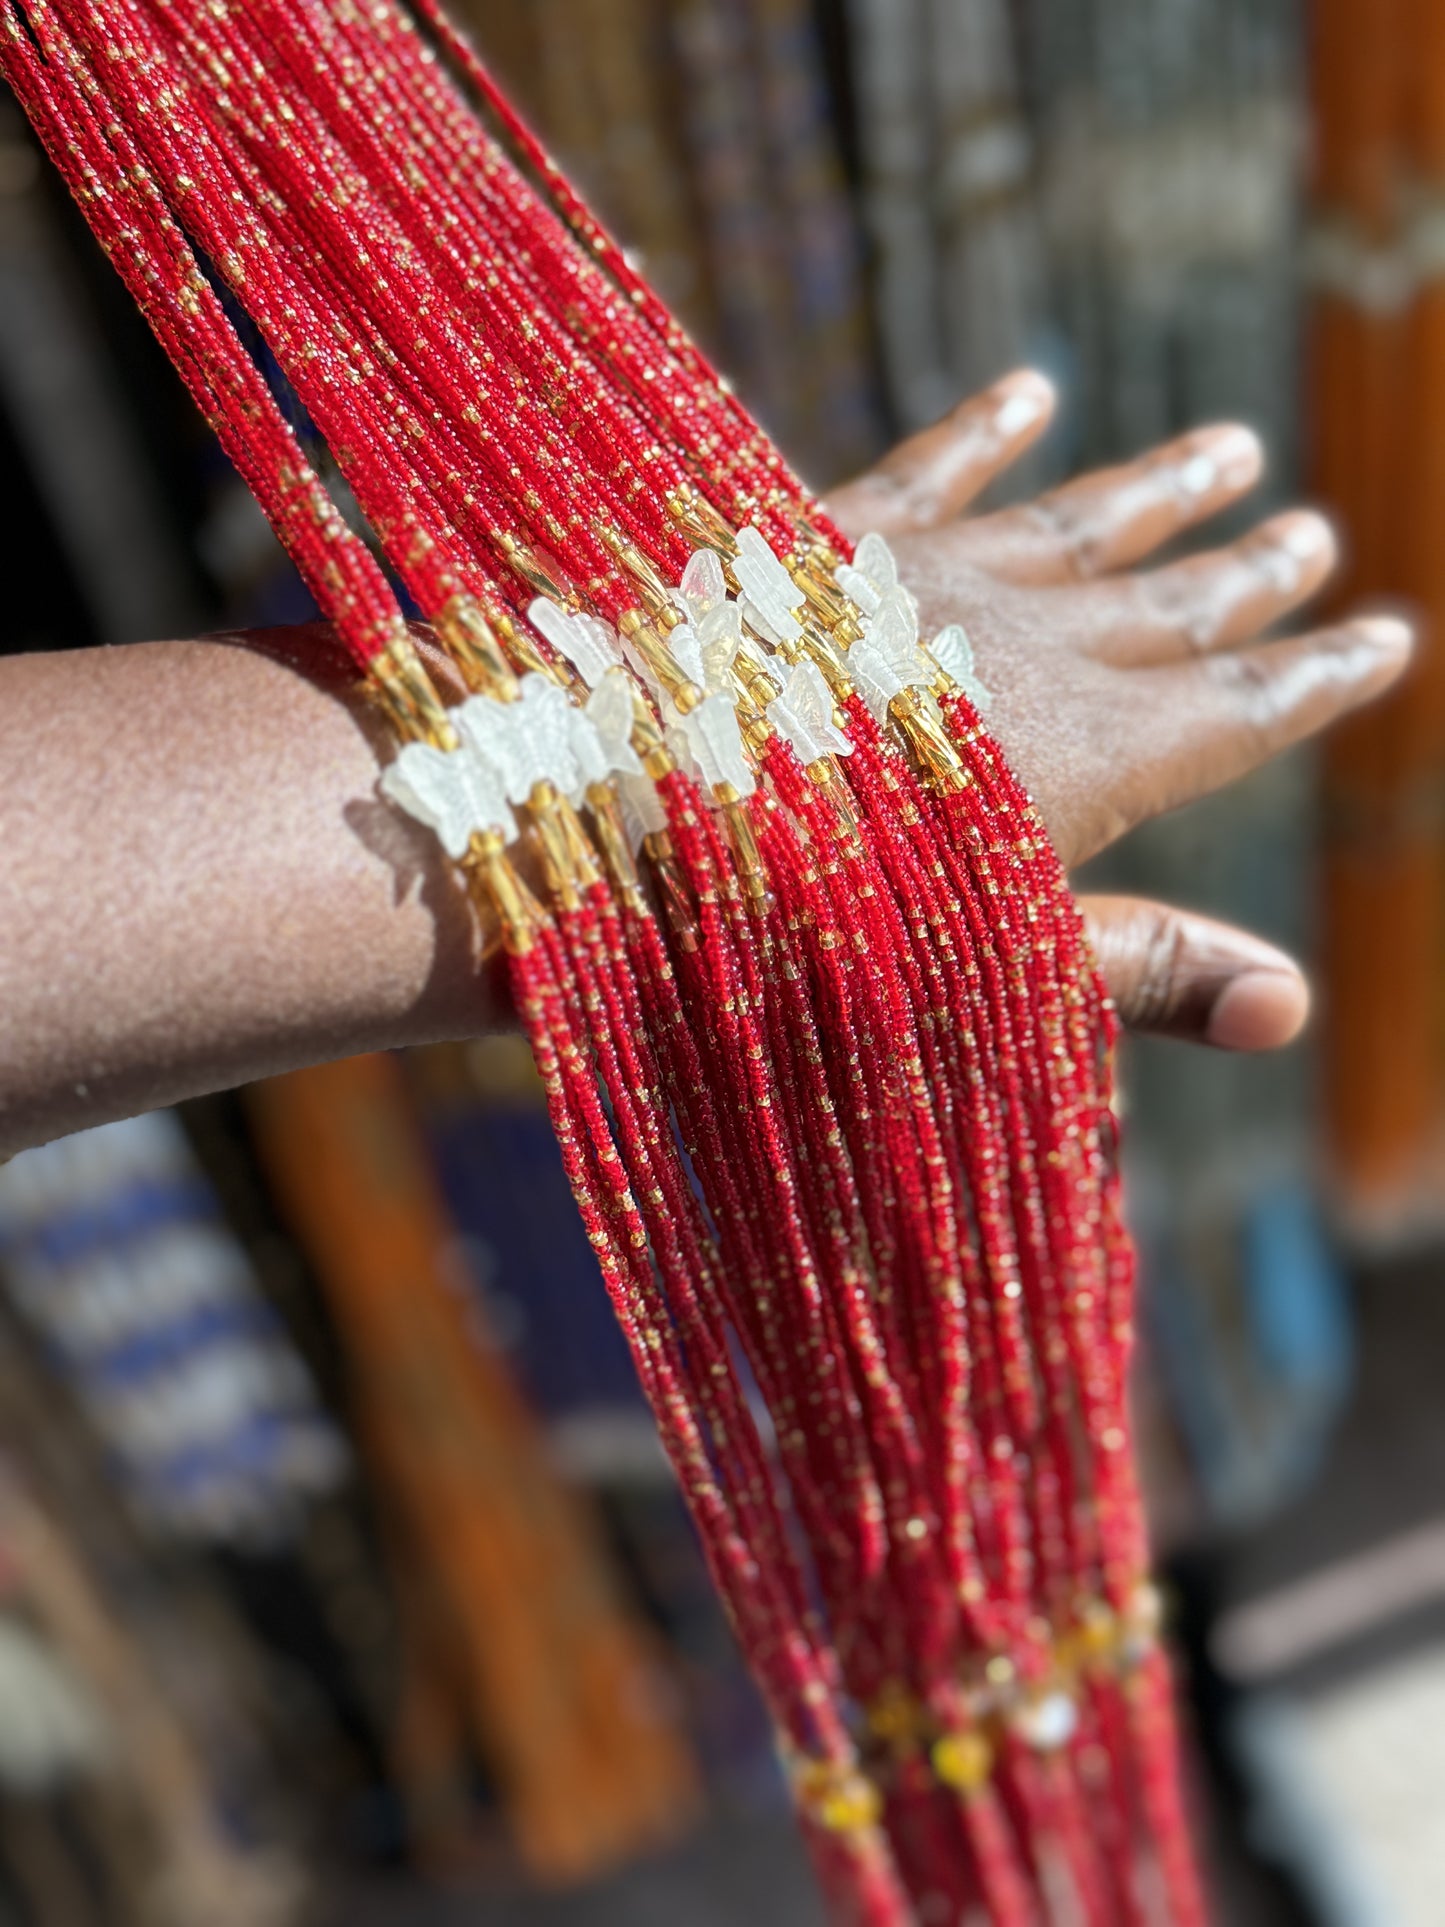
left=0, top=6, right=1209, bottom=1923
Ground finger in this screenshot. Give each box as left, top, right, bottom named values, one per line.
left=1129, top=614, right=1414, bottom=827
left=1066, top=509, right=1338, bottom=667
left=823, top=369, right=1056, bottom=540
left=1079, top=895, right=1310, bottom=1049
left=946, top=422, right=1264, bottom=585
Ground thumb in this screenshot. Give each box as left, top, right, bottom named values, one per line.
left=1078, top=894, right=1310, bottom=1050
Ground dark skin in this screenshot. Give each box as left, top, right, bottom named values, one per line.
left=0, top=373, right=1411, bottom=1157
left=828, top=371, right=1409, bottom=1047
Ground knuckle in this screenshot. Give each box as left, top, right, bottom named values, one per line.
left=1135, top=570, right=1217, bottom=653
left=1026, top=495, right=1099, bottom=578
left=1132, top=907, right=1192, bottom=1028
left=1241, top=525, right=1309, bottom=600
left=1207, top=648, right=1281, bottom=748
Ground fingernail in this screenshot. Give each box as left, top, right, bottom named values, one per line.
left=1178, top=452, right=1219, bottom=497
left=1258, top=514, right=1334, bottom=594
left=995, top=385, right=1050, bottom=438
left=1279, top=512, right=1333, bottom=561
left=1182, top=425, right=1262, bottom=497
left=1354, top=613, right=1415, bottom=654
left=1206, top=969, right=1310, bottom=1051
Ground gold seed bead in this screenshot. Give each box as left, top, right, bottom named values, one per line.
left=793, top=1760, right=884, bottom=1835
left=931, top=1730, right=995, bottom=1795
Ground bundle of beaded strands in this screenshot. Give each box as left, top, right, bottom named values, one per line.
left=0, top=2, right=1210, bottom=1921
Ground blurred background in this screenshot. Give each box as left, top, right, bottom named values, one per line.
left=0, top=0, right=1442, bottom=1921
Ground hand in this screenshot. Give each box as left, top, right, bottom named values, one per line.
left=824, top=373, right=1413, bottom=1052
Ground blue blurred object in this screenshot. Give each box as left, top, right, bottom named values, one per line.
left=1148, top=1181, right=1354, bottom=1528
left=426, top=1091, right=646, bottom=1423
left=0, top=1112, right=347, bottom=1546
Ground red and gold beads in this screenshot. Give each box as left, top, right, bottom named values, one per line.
left=0, top=6, right=1207, bottom=1924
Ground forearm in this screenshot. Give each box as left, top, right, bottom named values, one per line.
left=0, top=628, right=502, bottom=1157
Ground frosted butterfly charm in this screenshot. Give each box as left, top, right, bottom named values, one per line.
left=677, top=546, right=728, bottom=620
left=668, top=690, right=755, bottom=799
left=379, top=740, right=516, bottom=858
left=457, top=674, right=582, bottom=804
left=527, top=597, right=619, bottom=689
left=847, top=640, right=908, bottom=725
left=581, top=670, right=644, bottom=780
left=769, top=659, right=852, bottom=765
left=665, top=621, right=707, bottom=693
left=565, top=671, right=644, bottom=804
left=696, top=599, right=744, bottom=695
left=1015, top=1692, right=1079, bottom=1753
left=929, top=623, right=992, bottom=709
left=733, top=526, right=803, bottom=643
left=867, top=594, right=931, bottom=685
left=617, top=772, right=669, bottom=850
left=839, top=531, right=918, bottom=628
left=836, top=530, right=898, bottom=616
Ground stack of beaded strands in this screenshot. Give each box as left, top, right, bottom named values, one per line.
left=0, top=3, right=1208, bottom=1921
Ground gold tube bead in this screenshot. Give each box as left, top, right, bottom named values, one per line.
left=496, top=533, right=577, bottom=608
left=627, top=685, right=677, bottom=781
left=865, top=1682, right=930, bottom=1757
left=596, top=525, right=679, bottom=627
left=462, top=830, right=543, bottom=956
left=789, top=560, right=864, bottom=641
left=642, top=831, right=699, bottom=951
left=617, top=608, right=703, bottom=714
left=931, top=1729, right=995, bottom=1797
left=433, top=593, right=521, bottom=702
left=736, top=700, right=775, bottom=764
left=716, top=782, right=772, bottom=916
left=731, top=644, right=782, bottom=712
left=800, top=629, right=856, bottom=702
left=586, top=782, right=648, bottom=917
left=666, top=484, right=739, bottom=556
left=790, top=518, right=842, bottom=572
left=807, top=756, right=866, bottom=858
left=525, top=780, right=601, bottom=913
left=368, top=625, right=458, bottom=749
left=557, top=791, right=605, bottom=893
left=485, top=603, right=571, bottom=688
left=890, top=688, right=967, bottom=793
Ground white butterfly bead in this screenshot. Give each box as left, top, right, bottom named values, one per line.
left=583, top=670, right=644, bottom=778
left=697, top=600, right=744, bottom=694
left=527, top=597, right=620, bottom=688
left=854, top=531, right=901, bottom=592
left=617, top=772, right=669, bottom=851
left=768, top=659, right=853, bottom=765
left=836, top=530, right=896, bottom=613
left=379, top=740, right=516, bottom=858
left=847, top=640, right=907, bottom=725
left=867, top=595, right=930, bottom=684
left=666, top=620, right=707, bottom=692
left=455, top=675, right=582, bottom=804
left=838, top=532, right=920, bottom=630
left=737, top=596, right=793, bottom=651
left=678, top=546, right=727, bottom=619
left=567, top=673, right=646, bottom=800
left=835, top=566, right=878, bottom=617
left=1015, top=1692, right=1078, bottom=1753
left=733, top=527, right=804, bottom=644
left=929, top=623, right=992, bottom=709
left=455, top=694, right=527, bottom=802
left=514, top=674, right=584, bottom=797
left=666, top=691, right=755, bottom=799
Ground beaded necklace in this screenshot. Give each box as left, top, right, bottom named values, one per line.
left=0, top=3, right=1208, bottom=1920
